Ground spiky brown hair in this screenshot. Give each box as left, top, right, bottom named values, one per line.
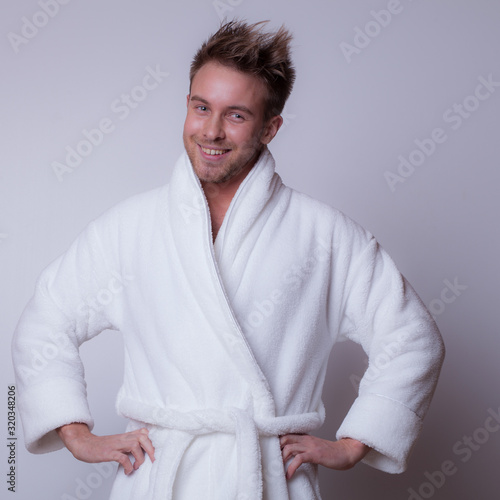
left=189, top=20, right=295, bottom=121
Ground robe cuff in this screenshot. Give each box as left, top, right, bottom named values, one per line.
left=336, top=392, right=422, bottom=473
left=18, top=377, right=94, bottom=454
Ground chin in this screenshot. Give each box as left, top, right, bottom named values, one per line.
left=198, top=167, right=231, bottom=184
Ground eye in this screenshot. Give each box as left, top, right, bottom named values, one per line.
left=196, top=105, right=208, bottom=112
left=229, top=112, right=244, bottom=121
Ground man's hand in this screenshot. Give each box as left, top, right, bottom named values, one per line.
left=56, top=423, right=155, bottom=475
left=279, top=434, right=370, bottom=479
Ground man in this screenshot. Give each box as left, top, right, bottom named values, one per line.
left=12, top=21, right=444, bottom=499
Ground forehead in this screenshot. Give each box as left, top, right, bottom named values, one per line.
left=190, top=62, right=267, bottom=112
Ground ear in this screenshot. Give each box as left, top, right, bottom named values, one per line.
left=260, top=115, right=284, bottom=145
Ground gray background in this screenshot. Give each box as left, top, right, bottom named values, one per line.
left=2, top=0, right=499, bottom=499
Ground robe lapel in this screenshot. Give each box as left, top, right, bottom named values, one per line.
left=163, top=149, right=278, bottom=418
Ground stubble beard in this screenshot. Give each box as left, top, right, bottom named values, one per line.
left=184, top=136, right=264, bottom=185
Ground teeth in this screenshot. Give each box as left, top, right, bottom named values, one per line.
left=201, top=147, right=228, bottom=155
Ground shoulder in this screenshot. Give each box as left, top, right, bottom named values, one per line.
left=283, top=185, right=374, bottom=246
left=100, top=185, right=166, bottom=220
left=77, top=184, right=170, bottom=254
left=90, top=185, right=167, bottom=230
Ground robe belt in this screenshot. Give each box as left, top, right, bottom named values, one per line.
left=118, top=397, right=325, bottom=500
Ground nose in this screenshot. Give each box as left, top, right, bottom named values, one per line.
left=203, top=114, right=225, bottom=141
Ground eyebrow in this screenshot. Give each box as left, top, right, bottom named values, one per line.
left=190, top=95, right=255, bottom=117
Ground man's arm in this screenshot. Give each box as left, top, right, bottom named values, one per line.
left=279, top=434, right=370, bottom=479
left=12, top=220, right=124, bottom=454
left=56, top=423, right=155, bottom=475
left=330, top=234, right=445, bottom=473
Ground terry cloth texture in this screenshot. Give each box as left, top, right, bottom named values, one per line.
left=12, top=148, right=444, bottom=499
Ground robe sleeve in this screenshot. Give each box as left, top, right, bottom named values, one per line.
left=334, top=235, right=445, bottom=473
left=11, top=220, right=117, bottom=454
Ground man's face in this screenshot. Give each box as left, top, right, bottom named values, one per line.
left=183, top=62, right=281, bottom=184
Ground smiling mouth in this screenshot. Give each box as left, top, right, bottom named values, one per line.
left=200, top=145, right=230, bottom=156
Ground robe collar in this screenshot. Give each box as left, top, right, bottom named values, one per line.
left=178, top=146, right=284, bottom=263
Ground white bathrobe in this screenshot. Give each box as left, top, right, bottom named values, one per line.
left=12, top=148, right=444, bottom=499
